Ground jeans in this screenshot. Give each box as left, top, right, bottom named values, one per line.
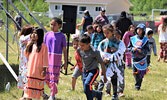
left=83, top=69, right=102, bottom=100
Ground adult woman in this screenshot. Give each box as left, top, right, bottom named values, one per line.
left=77, top=10, right=93, bottom=35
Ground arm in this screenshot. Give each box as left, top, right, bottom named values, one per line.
left=41, top=45, right=49, bottom=77
left=153, top=38, right=157, bottom=56
left=141, top=41, right=150, bottom=55
left=127, top=40, right=137, bottom=53
left=63, top=47, right=67, bottom=70
left=77, top=17, right=85, bottom=26
left=100, top=62, right=107, bottom=83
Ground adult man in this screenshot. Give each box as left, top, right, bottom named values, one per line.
left=116, top=11, right=132, bottom=39
left=95, top=8, right=109, bottom=26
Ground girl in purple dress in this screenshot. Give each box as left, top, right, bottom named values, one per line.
left=44, top=17, right=67, bottom=100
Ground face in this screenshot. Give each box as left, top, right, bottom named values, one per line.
left=87, top=29, right=93, bottom=34
left=73, top=41, right=79, bottom=50
left=112, top=24, right=116, bottom=30
left=50, top=20, right=61, bottom=32
left=103, top=28, right=114, bottom=39
left=130, top=26, right=135, bottom=33
left=137, top=28, right=143, bottom=37
left=79, top=42, right=90, bottom=51
left=31, top=31, right=38, bottom=41
left=100, top=11, right=105, bottom=16
left=114, top=34, right=121, bottom=40
left=147, top=34, right=153, bottom=39
left=97, top=26, right=102, bottom=33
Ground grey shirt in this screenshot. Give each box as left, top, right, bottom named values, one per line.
left=147, top=37, right=157, bottom=55
left=78, top=46, right=103, bottom=71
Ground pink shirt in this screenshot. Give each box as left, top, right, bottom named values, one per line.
left=123, top=31, right=135, bottom=47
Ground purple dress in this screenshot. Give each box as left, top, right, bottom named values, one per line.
left=44, top=31, right=66, bottom=96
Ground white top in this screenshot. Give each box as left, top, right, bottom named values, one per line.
left=158, top=25, right=167, bottom=43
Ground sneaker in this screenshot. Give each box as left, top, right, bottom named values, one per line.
left=66, top=88, right=74, bottom=92
left=118, top=92, right=125, bottom=97
left=111, top=95, right=118, bottom=100
left=48, top=96, right=55, bottom=100
left=42, top=93, right=49, bottom=100
left=135, top=87, right=140, bottom=91
left=105, top=91, right=111, bottom=97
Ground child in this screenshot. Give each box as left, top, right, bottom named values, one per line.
left=98, top=24, right=125, bottom=100
left=44, top=17, right=67, bottom=100
left=78, top=34, right=107, bottom=100
left=84, top=25, right=94, bottom=39
left=18, top=25, right=33, bottom=100
left=146, top=28, right=157, bottom=66
left=128, top=24, right=150, bottom=91
left=157, top=17, right=167, bottom=62
left=111, top=20, right=116, bottom=30
left=122, top=25, right=135, bottom=68
left=91, top=24, right=105, bottom=49
left=23, top=27, right=49, bottom=100
left=68, top=36, right=83, bottom=91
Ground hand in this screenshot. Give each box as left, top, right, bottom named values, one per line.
left=41, top=70, right=46, bottom=77
left=70, top=66, right=75, bottom=71
left=27, top=40, right=34, bottom=47
left=137, top=49, right=141, bottom=53
left=133, top=47, right=137, bottom=51
left=103, top=58, right=110, bottom=64
left=64, top=63, right=67, bottom=70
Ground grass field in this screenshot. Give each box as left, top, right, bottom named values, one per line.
left=0, top=26, right=167, bottom=100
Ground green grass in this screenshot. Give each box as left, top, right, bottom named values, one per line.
left=0, top=25, right=167, bottom=100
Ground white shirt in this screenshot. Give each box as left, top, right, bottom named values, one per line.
left=158, top=25, right=167, bottom=43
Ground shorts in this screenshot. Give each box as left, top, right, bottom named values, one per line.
left=72, top=67, right=82, bottom=78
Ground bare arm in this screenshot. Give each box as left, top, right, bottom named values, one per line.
left=100, top=62, right=107, bottom=83
left=63, top=47, right=67, bottom=70
left=77, top=17, right=85, bottom=26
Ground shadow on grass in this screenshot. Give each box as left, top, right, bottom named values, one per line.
left=0, top=64, right=19, bottom=92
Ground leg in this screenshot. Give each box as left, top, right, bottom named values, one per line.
left=83, top=69, right=102, bottom=100
left=133, top=65, right=143, bottom=90
left=111, top=72, right=118, bottom=100
left=72, top=77, right=77, bottom=90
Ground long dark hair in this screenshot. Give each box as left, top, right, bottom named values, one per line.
left=19, top=25, right=33, bottom=36
left=27, top=27, right=44, bottom=53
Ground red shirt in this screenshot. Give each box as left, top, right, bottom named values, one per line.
left=75, top=51, right=83, bottom=72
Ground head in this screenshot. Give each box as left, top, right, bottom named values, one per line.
left=50, top=17, right=62, bottom=32
left=102, top=24, right=114, bottom=39
left=28, top=27, right=44, bottom=53
left=94, top=24, right=102, bottom=33
left=114, top=29, right=122, bottom=40
left=146, top=28, right=153, bottom=39
left=72, top=37, right=79, bottom=50
left=20, top=25, right=33, bottom=36
left=111, top=20, right=116, bottom=30
left=135, top=24, right=146, bottom=38
left=128, top=25, right=135, bottom=33
left=84, top=10, right=90, bottom=17
left=162, top=17, right=167, bottom=32
left=86, top=25, right=94, bottom=34
left=120, top=11, right=126, bottom=18
left=93, top=20, right=100, bottom=30
left=100, top=8, right=106, bottom=16
left=79, top=34, right=91, bottom=51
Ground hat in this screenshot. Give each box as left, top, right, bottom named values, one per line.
left=145, top=28, right=153, bottom=36
left=101, top=8, right=106, bottom=12
left=84, top=10, right=89, bottom=14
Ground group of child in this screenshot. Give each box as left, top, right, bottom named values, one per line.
left=17, top=16, right=167, bottom=100
left=18, top=17, right=67, bottom=100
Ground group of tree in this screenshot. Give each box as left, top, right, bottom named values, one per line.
left=129, top=0, right=167, bottom=12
